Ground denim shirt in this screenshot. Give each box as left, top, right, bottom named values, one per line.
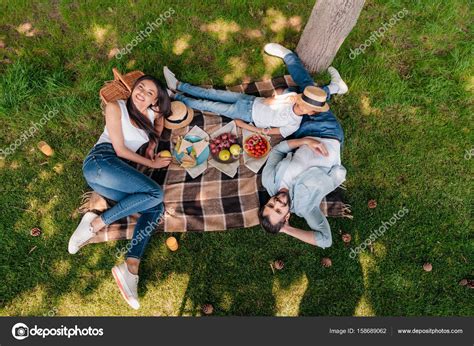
left=262, top=141, right=344, bottom=249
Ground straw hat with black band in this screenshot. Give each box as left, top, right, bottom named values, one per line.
left=164, top=101, right=194, bottom=130
left=297, top=86, right=330, bottom=112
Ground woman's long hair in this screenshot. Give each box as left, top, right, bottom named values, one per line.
left=126, top=75, right=171, bottom=144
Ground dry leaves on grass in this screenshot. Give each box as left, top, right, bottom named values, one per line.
left=273, top=260, right=284, bottom=270
left=321, top=257, right=332, bottom=268
left=17, top=22, right=39, bottom=37
left=108, top=47, right=120, bottom=60
left=202, top=304, right=213, bottom=315
left=368, top=199, right=377, bottom=209
left=342, top=233, right=352, bottom=243
left=30, top=227, right=42, bottom=237
left=423, top=263, right=432, bottom=272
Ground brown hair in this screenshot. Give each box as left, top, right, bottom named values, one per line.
left=126, top=75, right=171, bottom=144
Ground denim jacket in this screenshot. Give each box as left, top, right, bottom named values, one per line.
left=262, top=141, right=346, bottom=249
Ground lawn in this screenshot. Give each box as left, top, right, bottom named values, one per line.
left=0, top=0, right=472, bottom=316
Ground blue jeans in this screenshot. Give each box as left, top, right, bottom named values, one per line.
left=283, top=53, right=344, bottom=144
left=175, top=82, right=255, bottom=122
left=82, top=143, right=164, bottom=260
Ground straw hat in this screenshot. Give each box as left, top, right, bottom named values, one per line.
left=164, top=101, right=194, bottom=130
left=297, top=86, right=329, bottom=112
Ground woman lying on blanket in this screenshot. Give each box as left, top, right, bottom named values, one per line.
left=162, top=44, right=347, bottom=138
left=68, top=75, right=172, bottom=310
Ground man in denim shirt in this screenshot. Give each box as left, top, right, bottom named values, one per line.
left=258, top=44, right=347, bottom=247
left=260, top=137, right=346, bottom=248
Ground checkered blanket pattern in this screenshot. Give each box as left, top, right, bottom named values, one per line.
left=82, top=76, right=350, bottom=244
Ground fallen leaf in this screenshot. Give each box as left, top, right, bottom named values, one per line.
left=30, top=227, right=42, bottom=237
left=17, top=22, right=33, bottom=34
left=202, top=304, right=213, bottom=315
left=273, top=260, right=284, bottom=270
left=108, top=47, right=120, bottom=59
left=53, top=163, right=63, bottom=174
left=321, top=257, right=332, bottom=267
left=342, top=233, right=352, bottom=243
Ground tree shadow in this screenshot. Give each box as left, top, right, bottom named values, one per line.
left=0, top=1, right=368, bottom=317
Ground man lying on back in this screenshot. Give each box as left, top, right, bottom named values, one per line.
left=259, top=43, right=348, bottom=247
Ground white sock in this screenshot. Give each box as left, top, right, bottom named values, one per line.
left=327, top=83, right=339, bottom=95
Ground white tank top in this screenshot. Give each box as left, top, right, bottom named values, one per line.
left=96, top=100, right=156, bottom=152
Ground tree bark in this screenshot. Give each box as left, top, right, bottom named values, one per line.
left=296, top=0, right=365, bottom=72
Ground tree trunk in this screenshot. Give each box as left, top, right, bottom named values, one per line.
left=296, top=0, right=365, bottom=72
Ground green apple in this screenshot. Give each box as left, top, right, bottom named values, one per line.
left=218, top=149, right=231, bottom=161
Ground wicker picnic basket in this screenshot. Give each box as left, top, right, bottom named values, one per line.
left=99, top=68, right=144, bottom=105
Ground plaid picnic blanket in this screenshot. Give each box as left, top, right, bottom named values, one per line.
left=81, top=76, right=351, bottom=243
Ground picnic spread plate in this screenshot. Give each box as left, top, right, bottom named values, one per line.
left=243, top=134, right=271, bottom=159
left=173, top=135, right=210, bottom=166
left=210, top=132, right=242, bottom=164
left=210, top=144, right=241, bottom=163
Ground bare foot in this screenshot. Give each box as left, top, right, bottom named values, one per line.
left=126, top=257, right=140, bottom=275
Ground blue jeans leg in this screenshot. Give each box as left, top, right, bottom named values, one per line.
left=283, top=53, right=316, bottom=92
left=322, top=85, right=332, bottom=102
left=178, top=82, right=255, bottom=103
left=283, top=53, right=333, bottom=102
left=175, top=94, right=254, bottom=122
left=126, top=203, right=163, bottom=260
left=87, top=181, right=128, bottom=202
left=281, top=53, right=343, bottom=143
left=83, top=155, right=163, bottom=224
left=82, top=145, right=164, bottom=260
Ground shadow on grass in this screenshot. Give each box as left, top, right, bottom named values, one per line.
left=0, top=1, right=368, bottom=316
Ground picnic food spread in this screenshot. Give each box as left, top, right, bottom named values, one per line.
left=243, top=134, right=270, bottom=158
left=210, top=132, right=241, bottom=163
left=174, top=135, right=209, bottom=168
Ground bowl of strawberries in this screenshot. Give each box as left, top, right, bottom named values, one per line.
left=243, top=134, right=271, bottom=158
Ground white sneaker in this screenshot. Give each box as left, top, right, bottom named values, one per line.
left=163, top=66, right=179, bottom=91
left=327, top=66, right=348, bottom=95
left=166, top=88, right=176, bottom=99
left=112, top=262, right=140, bottom=310
left=264, top=43, right=292, bottom=59
left=68, top=212, right=97, bottom=254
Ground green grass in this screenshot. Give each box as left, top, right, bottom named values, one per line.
left=0, top=0, right=473, bottom=316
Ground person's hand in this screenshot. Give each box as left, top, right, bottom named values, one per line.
left=303, top=137, right=329, bottom=156
left=148, top=153, right=172, bottom=169
left=234, top=119, right=245, bottom=128
left=145, top=141, right=157, bottom=160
